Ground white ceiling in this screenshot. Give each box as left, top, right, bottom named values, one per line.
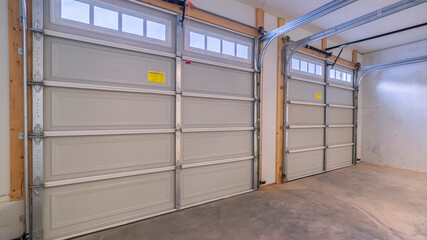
left=236, top=0, right=427, bottom=53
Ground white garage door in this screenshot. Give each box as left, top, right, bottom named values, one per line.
left=30, top=0, right=258, bottom=239
left=283, top=52, right=356, bottom=181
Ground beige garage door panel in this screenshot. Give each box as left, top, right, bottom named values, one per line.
left=44, top=87, right=175, bottom=131
left=43, top=171, right=175, bottom=240
left=182, top=131, right=253, bottom=164
left=289, top=80, right=324, bottom=103
left=328, top=128, right=353, bottom=145
left=182, top=97, right=253, bottom=128
left=288, top=105, right=324, bottom=125
left=288, top=129, right=324, bottom=150
left=44, top=133, right=175, bottom=181
left=328, top=88, right=353, bottom=106
left=327, top=146, right=353, bottom=170
left=287, top=150, right=324, bottom=180
left=45, top=37, right=175, bottom=90
left=181, top=160, right=253, bottom=207
left=182, top=62, right=253, bottom=97
left=328, top=108, right=353, bottom=125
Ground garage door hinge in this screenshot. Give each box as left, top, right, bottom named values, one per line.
left=32, top=229, right=43, bottom=240
left=29, top=124, right=44, bottom=145
left=29, top=20, right=44, bottom=40
left=175, top=162, right=182, bottom=174
left=254, top=98, right=260, bottom=103
left=28, top=81, right=44, bottom=86
left=30, top=176, right=45, bottom=196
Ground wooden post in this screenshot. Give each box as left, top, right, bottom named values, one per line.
left=275, top=18, right=285, bottom=184
left=8, top=0, right=32, bottom=201
left=352, top=50, right=358, bottom=64
left=256, top=8, right=264, bottom=183
left=321, top=38, right=327, bottom=51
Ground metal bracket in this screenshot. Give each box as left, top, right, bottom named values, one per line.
left=279, top=126, right=285, bottom=130
left=282, top=173, right=286, bottom=179
left=30, top=176, right=45, bottom=196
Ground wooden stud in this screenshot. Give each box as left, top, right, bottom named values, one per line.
left=8, top=0, right=32, bottom=201
left=275, top=18, right=285, bottom=184
left=321, top=38, right=327, bottom=51
left=136, top=0, right=259, bottom=37
left=256, top=8, right=264, bottom=183
left=352, top=50, right=358, bottom=64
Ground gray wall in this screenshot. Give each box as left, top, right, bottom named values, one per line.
left=360, top=39, right=427, bottom=172
left=0, top=0, right=10, bottom=199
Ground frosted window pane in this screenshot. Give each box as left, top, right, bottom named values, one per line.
left=122, top=14, right=143, bottom=36
left=300, top=61, right=308, bottom=72
left=341, top=72, right=347, bottom=82
left=147, top=20, right=166, bottom=41
left=347, top=73, right=352, bottom=82
left=207, top=36, right=220, bottom=53
left=190, top=32, right=205, bottom=50
left=61, top=0, right=90, bottom=24
left=330, top=69, right=335, bottom=79
left=222, top=40, right=235, bottom=56
left=308, top=63, right=315, bottom=74
left=236, top=44, right=249, bottom=59
left=292, top=59, right=300, bottom=70
left=335, top=70, right=341, bottom=80
left=316, top=65, right=322, bottom=75
left=94, top=7, right=118, bottom=30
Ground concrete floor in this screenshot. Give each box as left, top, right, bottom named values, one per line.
left=76, top=162, right=427, bottom=240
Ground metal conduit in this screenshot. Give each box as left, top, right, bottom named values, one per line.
left=257, top=0, right=356, bottom=70
left=357, top=55, right=427, bottom=88
left=19, top=0, right=30, bottom=236
left=285, top=0, right=427, bottom=76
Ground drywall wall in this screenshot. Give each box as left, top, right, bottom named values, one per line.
left=0, top=0, right=10, bottom=199
left=260, top=13, right=278, bottom=184
left=360, top=39, right=427, bottom=172
left=0, top=200, right=24, bottom=239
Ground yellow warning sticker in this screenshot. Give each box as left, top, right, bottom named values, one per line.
left=148, top=71, right=165, bottom=84
left=315, top=92, right=322, bottom=100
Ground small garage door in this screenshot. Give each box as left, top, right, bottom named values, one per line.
left=30, top=0, right=258, bottom=239
left=284, top=52, right=355, bottom=181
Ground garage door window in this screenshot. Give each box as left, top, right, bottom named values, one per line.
left=188, top=30, right=250, bottom=61
left=60, top=0, right=90, bottom=24
left=291, top=58, right=323, bottom=77
left=94, top=6, right=119, bottom=30
left=54, top=0, right=170, bottom=45
left=329, top=69, right=352, bottom=83
left=122, top=14, right=144, bottom=36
